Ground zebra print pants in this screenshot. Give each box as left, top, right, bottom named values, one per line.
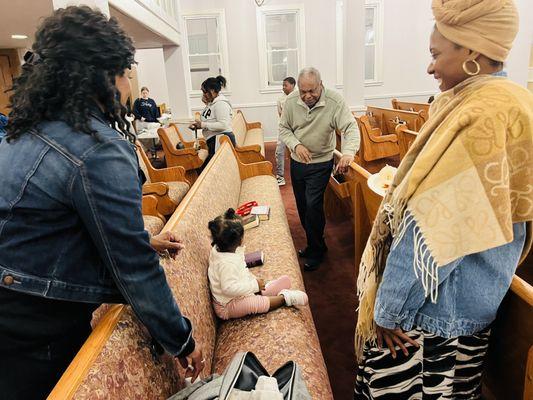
left=354, top=327, right=491, bottom=399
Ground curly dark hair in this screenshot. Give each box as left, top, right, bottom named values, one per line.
left=208, top=208, right=244, bottom=252
left=6, top=6, right=135, bottom=142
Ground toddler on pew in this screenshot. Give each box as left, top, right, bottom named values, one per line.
left=208, top=208, right=308, bottom=320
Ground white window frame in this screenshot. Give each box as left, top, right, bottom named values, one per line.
left=182, top=10, right=230, bottom=98
left=336, top=0, right=383, bottom=87
left=256, top=4, right=305, bottom=94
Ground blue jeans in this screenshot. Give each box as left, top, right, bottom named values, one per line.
left=275, top=138, right=286, bottom=177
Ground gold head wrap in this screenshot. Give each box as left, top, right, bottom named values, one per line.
left=432, top=0, right=519, bottom=61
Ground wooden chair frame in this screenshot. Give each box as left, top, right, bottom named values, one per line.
left=395, top=124, right=419, bottom=161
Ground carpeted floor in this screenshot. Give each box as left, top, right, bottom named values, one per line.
left=264, top=142, right=358, bottom=400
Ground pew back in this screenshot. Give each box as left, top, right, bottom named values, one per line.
left=366, top=106, right=425, bottom=133
left=391, top=99, right=429, bottom=121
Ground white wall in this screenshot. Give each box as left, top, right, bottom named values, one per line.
left=135, top=48, right=170, bottom=106
left=137, top=0, right=533, bottom=140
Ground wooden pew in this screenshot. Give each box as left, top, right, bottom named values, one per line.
left=158, top=125, right=209, bottom=183
left=49, top=139, right=333, bottom=400
left=483, top=261, right=533, bottom=400
left=391, top=99, right=429, bottom=122
left=354, top=114, right=400, bottom=166
left=395, top=124, right=419, bottom=161
left=137, top=142, right=190, bottom=216
left=366, top=106, right=426, bottom=132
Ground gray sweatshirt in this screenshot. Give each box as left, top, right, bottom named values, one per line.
left=200, top=94, right=233, bottom=140
left=279, top=88, right=360, bottom=163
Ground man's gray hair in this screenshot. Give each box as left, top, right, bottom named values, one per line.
left=298, top=67, right=321, bottom=84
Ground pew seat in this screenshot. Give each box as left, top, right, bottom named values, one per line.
left=49, top=137, right=333, bottom=400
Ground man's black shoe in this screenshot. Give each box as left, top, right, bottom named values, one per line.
left=298, top=248, right=310, bottom=258
left=298, top=246, right=328, bottom=258
left=304, top=258, right=322, bottom=272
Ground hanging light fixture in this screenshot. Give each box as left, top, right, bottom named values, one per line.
left=255, top=0, right=265, bottom=6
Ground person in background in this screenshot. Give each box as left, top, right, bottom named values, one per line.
left=275, top=77, right=296, bottom=186
left=0, top=112, right=7, bottom=142
left=279, top=67, right=359, bottom=271
left=354, top=1, right=532, bottom=398
left=0, top=7, right=203, bottom=399
left=189, top=75, right=236, bottom=165
left=133, top=86, right=161, bottom=131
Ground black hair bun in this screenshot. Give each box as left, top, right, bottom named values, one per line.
left=224, top=208, right=236, bottom=219
left=216, top=75, right=227, bottom=88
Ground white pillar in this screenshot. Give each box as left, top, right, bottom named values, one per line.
left=52, top=0, right=110, bottom=15
left=163, top=45, right=192, bottom=118
left=343, top=0, right=366, bottom=111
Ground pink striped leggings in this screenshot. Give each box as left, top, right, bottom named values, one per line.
left=213, top=275, right=291, bottom=320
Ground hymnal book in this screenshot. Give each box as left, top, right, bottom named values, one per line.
left=250, top=205, right=270, bottom=221
left=245, top=250, right=265, bottom=268
left=242, top=214, right=260, bottom=231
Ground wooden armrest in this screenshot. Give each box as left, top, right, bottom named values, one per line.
left=149, top=165, right=189, bottom=185
left=219, top=136, right=272, bottom=179
left=370, top=133, right=398, bottom=143
left=510, top=275, right=533, bottom=307
left=239, top=160, right=273, bottom=179
left=235, top=144, right=262, bottom=153
left=349, top=161, right=371, bottom=179
left=48, top=305, right=125, bottom=400
left=182, top=139, right=207, bottom=150
left=246, top=121, right=262, bottom=130
left=142, top=195, right=166, bottom=222
left=395, top=124, right=418, bottom=136
left=142, top=182, right=169, bottom=196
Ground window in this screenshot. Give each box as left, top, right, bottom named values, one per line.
left=183, top=11, right=229, bottom=96
left=257, top=5, right=305, bottom=92
left=364, top=1, right=382, bottom=83
left=336, top=0, right=383, bottom=86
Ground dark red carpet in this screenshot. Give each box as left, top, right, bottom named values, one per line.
left=264, top=142, right=357, bottom=400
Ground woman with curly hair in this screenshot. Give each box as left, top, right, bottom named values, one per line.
left=0, top=6, right=203, bottom=398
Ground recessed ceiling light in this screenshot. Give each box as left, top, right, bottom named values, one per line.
left=11, top=34, right=28, bottom=40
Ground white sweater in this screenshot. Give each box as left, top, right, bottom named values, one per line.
left=200, top=94, right=233, bottom=140
left=208, top=246, right=260, bottom=305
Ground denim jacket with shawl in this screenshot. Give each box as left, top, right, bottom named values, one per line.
left=374, top=214, right=526, bottom=338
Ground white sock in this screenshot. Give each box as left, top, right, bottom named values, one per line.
left=280, top=289, right=308, bottom=307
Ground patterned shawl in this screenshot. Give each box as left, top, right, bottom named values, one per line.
left=355, top=75, right=533, bottom=358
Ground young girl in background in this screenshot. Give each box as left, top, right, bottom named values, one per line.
left=208, top=209, right=308, bottom=320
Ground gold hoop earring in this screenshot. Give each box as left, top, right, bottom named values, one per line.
left=462, top=59, right=481, bottom=76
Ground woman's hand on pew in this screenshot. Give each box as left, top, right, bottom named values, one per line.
left=376, top=324, right=419, bottom=359
left=178, top=345, right=205, bottom=383
left=150, top=231, right=185, bottom=259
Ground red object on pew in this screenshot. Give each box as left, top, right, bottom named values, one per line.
left=236, top=201, right=258, bottom=217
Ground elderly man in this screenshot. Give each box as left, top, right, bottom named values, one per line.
left=279, top=67, right=359, bottom=271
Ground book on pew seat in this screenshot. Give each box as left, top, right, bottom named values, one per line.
left=242, top=214, right=260, bottom=230
left=245, top=250, right=264, bottom=268
left=250, top=205, right=270, bottom=221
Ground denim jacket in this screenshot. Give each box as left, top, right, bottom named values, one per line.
left=375, top=214, right=526, bottom=338
left=0, top=113, right=194, bottom=357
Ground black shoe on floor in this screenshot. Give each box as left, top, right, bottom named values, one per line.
left=304, top=258, right=322, bottom=272
left=298, top=248, right=310, bottom=258
left=298, top=246, right=328, bottom=259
